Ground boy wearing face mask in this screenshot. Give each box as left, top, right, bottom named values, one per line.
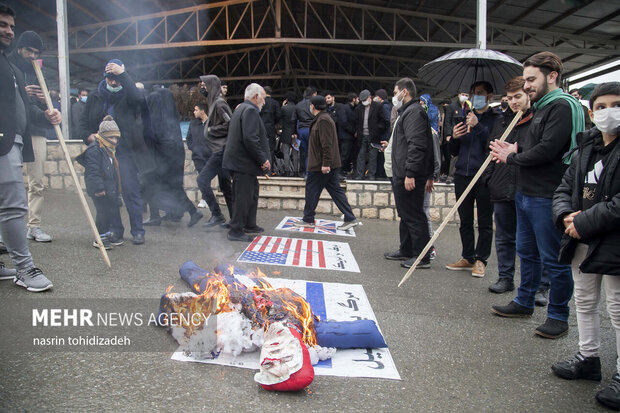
left=550, top=82, right=620, bottom=410
left=447, top=81, right=501, bottom=278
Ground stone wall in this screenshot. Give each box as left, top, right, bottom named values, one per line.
left=40, top=140, right=458, bottom=223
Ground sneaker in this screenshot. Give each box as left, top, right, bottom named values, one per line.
left=108, top=233, right=124, bottom=246
left=535, top=318, right=568, bottom=339
left=203, top=213, right=226, bottom=228
left=596, top=374, right=620, bottom=410
left=491, top=301, right=534, bottom=318
left=14, top=267, right=53, bottom=292
left=429, top=247, right=436, bottom=260
left=384, top=250, right=412, bottom=261
left=446, top=258, right=474, bottom=271
left=488, top=278, right=515, bottom=294
left=132, top=233, right=145, bottom=245
left=92, top=235, right=113, bottom=250
left=26, top=227, right=52, bottom=242
left=400, top=257, right=431, bottom=269
left=293, top=220, right=315, bottom=228
left=338, top=220, right=359, bottom=231
left=188, top=210, right=204, bottom=227
left=552, top=353, right=601, bottom=381
left=197, top=199, right=208, bottom=208
left=0, top=261, right=17, bottom=280
left=535, top=288, right=549, bottom=307
left=471, top=260, right=485, bottom=278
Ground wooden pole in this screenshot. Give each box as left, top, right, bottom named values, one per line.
left=31, top=60, right=112, bottom=268
left=398, top=110, right=523, bottom=287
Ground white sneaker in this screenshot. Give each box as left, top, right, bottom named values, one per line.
left=338, top=220, right=359, bottom=231
left=197, top=199, right=208, bottom=208
left=14, top=267, right=53, bottom=292
left=27, top=227, right=52, bottom=242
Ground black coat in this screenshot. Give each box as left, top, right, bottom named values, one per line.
left=186, top=118, right=210, bottom=160
left=77, top=143, right=120, bottom=198
left=280, top=102, right=296, bottom=145
left=260, top=96, right=281, bottom=139
left=355, top=100, right=389, bottom=144
left=0, top=51, right=50, bottom=162
left=337, top=102, right=356, bottom=141
left=7, top=49, right=47, bottom=137
left=443, top=100, right=466, bottom=142
left=223, top=100, right=270, bottom=176
left=295, top=98, right=314, bottom=130
left=71, top=100, right=87, bottom=140
left=390, top=99, right=434, bottom=180
left=553, top=128, right=620, bottom=275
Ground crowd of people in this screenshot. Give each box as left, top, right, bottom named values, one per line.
left=2, top=3, right=620, bottom=408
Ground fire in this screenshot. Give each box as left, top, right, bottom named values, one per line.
left=163, top=266, right=318, bottom=346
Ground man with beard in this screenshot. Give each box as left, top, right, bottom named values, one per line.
left=354, top=89, right=388, bottom=180
left=197, top=75, right=234, bottom=228
left=0, top=3, right=61, bottom=291
left=7, top=30, right=52, bottom=242
left=337, top=93, right=358, bottom=177
left=223, top=83, right=271, bottom=242
left=490, top=51, right=585, bottom=339
left=79, top=59, right=155, bottom=245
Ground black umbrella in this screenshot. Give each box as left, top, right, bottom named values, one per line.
left=418, top=48, right=523, bottom=95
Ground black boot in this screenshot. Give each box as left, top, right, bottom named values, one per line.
left=491, top=301, right=534, bottom=318
left=597, top=374, right=620, bottom=410
left=203, top=213, right=226, bottom=228
left=489, top=278, right=515, bottom=294
left=187, top=210, right=203, bottom=227
left=552, top=353, right=601, bottom=381
left=535, top=318, right=568, bottom=339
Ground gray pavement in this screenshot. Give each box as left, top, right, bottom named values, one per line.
left=0, top=189, right=616, bottom=412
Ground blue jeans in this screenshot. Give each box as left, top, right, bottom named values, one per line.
left=513, top=192, right=573, bottom=321
left=493, top=201, right=516, bottom=281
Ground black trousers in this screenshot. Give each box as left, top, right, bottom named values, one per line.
left=197, top=151, right=234, bottom=218
left=92, top=194, right=122, bottom=236
left=192, top=156, right=208, bottom=200
left=339, top=139, right=355, bottom=173
left=302, top=169, right=356, bottom=223
left=454, top=174, right=494, bottom=264
left=392, top=177, right=430, bottom=260
left=229, top=172, right=259, bottom=235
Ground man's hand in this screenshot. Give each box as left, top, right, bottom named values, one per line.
left=404, top=177, right=415, bottom=191
left=565, top=222, right=582, bottom=239
left=86, top=134, right=96, bottom=144
left=261, top=160, right=271, bottom=171
left=94, top=191, right=106, bottom=197
left=452, top=123, right=467, bottom=139
left=105, top=62, right=125, bottom=76
left=25, top=85, right=45, bottom=102
left=445, top=135, right=452, bottom=142
left=45, top=109, right=61, bottom=125
left=465, top=111, right=478, bottom=128
left=379, top=140, right=388, bottom=152
left=489, top=140, right=517, bottom=164
left=425, top=178, right=434, bottom=193
left=563, top=211, right=581, bottom=228
left=321, top=166, right=330, bottom=174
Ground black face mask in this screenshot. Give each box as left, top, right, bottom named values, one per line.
left=500, top=101, right=508, bottom=109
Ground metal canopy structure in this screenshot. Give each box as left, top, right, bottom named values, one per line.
left=11, top=0, right=620, bottom=99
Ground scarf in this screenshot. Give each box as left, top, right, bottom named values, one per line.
left=95, top=133, right=122, bottom=194
left=532, top=88, right=585, bottom=164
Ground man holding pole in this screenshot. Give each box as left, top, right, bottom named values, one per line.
left=0, top=3, right=60, bottom=291
left=490, top=51, right=585, bottom=339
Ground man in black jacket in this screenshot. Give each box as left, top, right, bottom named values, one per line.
left=186, top=103, right=211, bottom=207
left=280, top=91, right=298, bottom=176
left=222, top=83, right=271, bottom=242
left=0, top=4, right=60, bottom=291
left=296, top=86, right=317, bottom=170
left=490, top=51, right=582, bottom=339
left=197, top=75, right=234, bottom=228
left=354, top=89, right=388, bottom=180
left=383, top=78, right=434, bottom=269
left=441, top=91, right=470, bottom=182
left=337, top=93, right=357, bottom=176
left=79, top=59, right=155, bottom=245
left=260, top=86, right=281, bottom=174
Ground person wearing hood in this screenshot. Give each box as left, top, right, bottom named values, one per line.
left=420, top=93, right=439, bottom=135
left=196, top=74, right=234, bottom=228
left=7, top=30, right=53, bottom=243
left=550, top=82, right=620, bottom=410
left=78, top=59, right=156, bottom=245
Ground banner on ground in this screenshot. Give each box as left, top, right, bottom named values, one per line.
left=276, top=216, right=356, bottom=237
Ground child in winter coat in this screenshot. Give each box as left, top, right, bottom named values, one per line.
left=76, top=115, right=123, bottom=249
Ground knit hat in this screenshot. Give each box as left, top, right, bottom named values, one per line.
left=310, top=95, right=327, bottom=110
left=98, top=115, right=121, bottom=139
left=17, top=31, right=43, bottom=52
left=104, top=59, right=124, bottom=77
left=359, top=89, right=370, bottom=102
left=375, top=89, right=387, bottom=101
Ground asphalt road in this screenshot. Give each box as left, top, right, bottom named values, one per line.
left=0, top=190, right=615, bottom=412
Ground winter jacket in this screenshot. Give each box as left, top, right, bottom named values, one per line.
left=307, top=111, right=341, bottom=172
left=443, top=99, right=468, bottom=143
left=380, top=100, right=393, bottom=141
left=201, top=75, right=232, bottom=153
left=186, top=118, right=210, bottom=161
left=355, top=100, right=389, bottom=144
left=71, top=100, right=87, bottom=140
left=260, top=96, right=281, bottom=139
left=506, top=99, right=572, bottom=198
left=77, top=143, right=120, bottom=198
left=295, top=98, right=314, bottom=130
left=483, top=109, right=533, bottom=202
left=390, top=99, right=434, bottom=180
left=0, top=51, right=51, bottom=161
left=449, top=106, right=501, bottom=177
left=337, top=102, right=356, bottom=141
left=280, top=101, right=297, bottom=145
left=552, top=128, right=620, bottom=275
left=223, top=100, right=270, bottom=176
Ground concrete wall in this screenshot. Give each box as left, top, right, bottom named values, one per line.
left=40, top=140, right=458, bottom=223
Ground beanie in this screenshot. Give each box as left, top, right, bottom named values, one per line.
left=310, top=95, right=327, bottom=110
left=359, top=89, right=370, bottom=102
left=375, top=89, right=387, bottom=101
left=98, top=115, right=121, bottom=139
left=17, top=31, right=43, bottom=52
left=104, top=59, right=124, bottom=77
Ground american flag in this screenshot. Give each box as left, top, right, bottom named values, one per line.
left=238, top=235, right=329, bottom=269
left=276, top=217, right=355, bottom=237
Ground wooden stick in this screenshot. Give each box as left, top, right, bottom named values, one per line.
left=398, top=110, right=523, bottom=287
left=31, top=61, right=112, bottom=268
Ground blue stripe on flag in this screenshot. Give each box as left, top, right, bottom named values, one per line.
left=306, top=282, right=332, bottom=368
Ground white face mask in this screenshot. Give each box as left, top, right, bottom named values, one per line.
left=392, top=91, right=404, bottom=109
left=594, top=107, right=620, bottom=133
left=459, top=95, right=468, bottom=103
left=362, top=99, right=370, bottom=106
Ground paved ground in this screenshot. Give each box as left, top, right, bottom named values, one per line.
left=0, top=190, right=616, bottom=412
